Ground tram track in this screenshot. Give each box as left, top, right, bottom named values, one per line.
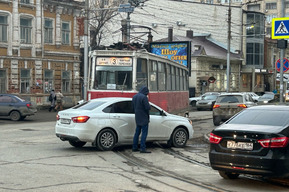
left=115, top=150, right=230, bottom=192
left=115, top=141, right=289, bottom=191
left=161, top=143, right=289, bottom=188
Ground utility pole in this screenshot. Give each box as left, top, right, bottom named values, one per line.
left=127, top=12, right=131, bottom=43
left=280, top=0, right=285, bottom=103
left=83, top=0, right=89, bottom=101
left=226, top=0, right=231, bottom=92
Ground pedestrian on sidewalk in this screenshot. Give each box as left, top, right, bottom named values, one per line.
left=54, top=91, right=64, bottom=111
left=132, top=86, right=151, bottom=153
left=48, top=89, right=56, bottom=112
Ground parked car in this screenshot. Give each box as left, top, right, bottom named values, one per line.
left=196, top=93, right=220, bottom=111
left=189, top=92, right=219, bottom=107
left=242, top=92, right=260, bottom=101
left=209, top=105, right=289, bottom=179
left=0, top=94, right=37, bottom=121
left=212, top=92, right=257, bottom=126
left=55, top=97, right=194, bottom=151
left=258, top=92, right=277, bottom=104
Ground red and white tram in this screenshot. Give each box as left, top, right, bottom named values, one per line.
left=87, top=50, right=189, bottom=112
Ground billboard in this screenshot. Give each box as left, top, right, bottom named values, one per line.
left=149, top=41, right=191, bottom=68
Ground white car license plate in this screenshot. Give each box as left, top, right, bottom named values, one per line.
left=61, top=118, right=71, bottom=124
left=227, top=141, right=253, bottom=150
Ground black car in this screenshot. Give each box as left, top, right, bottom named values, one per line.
left=209, top=105, right=289, bottom=179
left=0, top=94, right=37, bottom=121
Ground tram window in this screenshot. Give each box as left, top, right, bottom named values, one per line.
left=95, top=70, right=132, bottom=90
left=149, top=61, right=157, bottom=91
left=171, top=66, right=176, bottom=90
left=136, top=59, right=148, bottom=90
left=176, top=68, right=180, bottom=91
left=180, top=70, right=184, bottom=91
left=166, top=65, right=171, bottom=91
left=184, top=70, right=188, bottom=90
left=158, top=62, right=166, bottom=91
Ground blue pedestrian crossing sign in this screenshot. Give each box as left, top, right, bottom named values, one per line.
left=272, top=18, right=289, bottom=39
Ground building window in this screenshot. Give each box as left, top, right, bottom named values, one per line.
left=266, top=14, right=277, bottom=24
left=0, top=15, right=8, bottom=42
left=20, top=69, right=30, bottom=93
left=44, top=70, right=54, bottom=93
left=44, top=19, right=53, bottom=43
left=246, top=43, right=264, bottom=66
left=62, top=71, right=70, bottom=93
left=20, top=18, right=32, bottom=44
left=286, top=2, right=289, bottom=8
left=61, top=22, right=70, bottom=45
left=20, top=0, right=30, bottom=4
left=247, top=4, right=260, bottom=11
left=0, top=69, right=6, bottom=93
left=266, top=3, right=277, bottom=10
left=246, top=13, right=264, bottom=38
left=266, top=27, right=272, bottom=35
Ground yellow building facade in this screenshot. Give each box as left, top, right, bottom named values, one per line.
left=0, top=0, right=83, bottom=108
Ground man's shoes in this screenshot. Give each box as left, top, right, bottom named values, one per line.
left=132, top=149, right=139, bottom=152
left=140, top=150, right=151, bottom=153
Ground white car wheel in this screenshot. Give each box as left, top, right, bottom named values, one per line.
left=96, top=129, right=117, bottom=151
left=169, top=127, right=188, bottom=148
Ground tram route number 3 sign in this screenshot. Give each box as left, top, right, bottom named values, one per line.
left=276, top=58, right=289, bottom=72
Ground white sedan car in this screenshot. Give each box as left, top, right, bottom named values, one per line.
left=55, top=97, right=194, bottom=151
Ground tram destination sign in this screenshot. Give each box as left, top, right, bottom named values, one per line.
left=96, top=57, right=132, bottom=66
left=149, top=41, right=191, bottom=68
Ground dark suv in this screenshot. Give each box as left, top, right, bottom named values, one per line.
left=0, top=94, right=37, bottom=121
left=212, top=92, right=257, bottom=126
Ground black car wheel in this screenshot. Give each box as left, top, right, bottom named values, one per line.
left=218, top=171, right=239, bottom=179
left=213, top=116, right=221, bottom=126
left=168, top=127, right=188, bottom=148
left=69, top=140, right=86, bottom=148
left=191, top=101, right=196, bottom=107
left=96, top=129, right=116, bottom=151
left=10, top=111, right=21, bottom=121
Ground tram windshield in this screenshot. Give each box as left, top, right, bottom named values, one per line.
left=94, top=69, right=132, bottom=90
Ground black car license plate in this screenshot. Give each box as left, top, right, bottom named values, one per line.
left=227, top=141, right=253, bottom=150
left=61, top=118, right=71, bottom=124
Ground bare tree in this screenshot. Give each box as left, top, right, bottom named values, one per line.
left=88, top=1, right=122, bottom=49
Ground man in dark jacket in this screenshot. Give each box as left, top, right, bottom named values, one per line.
left=132, top=86, right=151, bottom=153
left=48, top=89, right=56, bottom=112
